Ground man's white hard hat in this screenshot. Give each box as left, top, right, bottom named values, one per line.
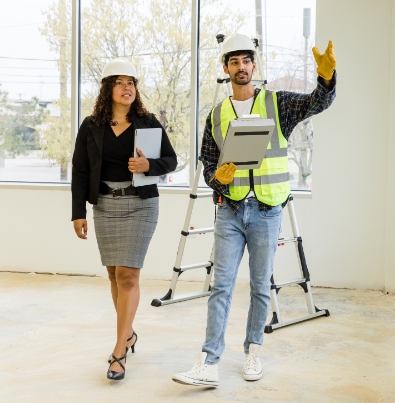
left=219, top=33, right=256, bottom=65
left=100, top=58, right=138, bottom=81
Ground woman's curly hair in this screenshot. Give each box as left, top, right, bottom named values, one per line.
left=91, top=75, right=148, bottom=126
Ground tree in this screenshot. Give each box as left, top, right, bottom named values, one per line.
left=0, top=85, right=47, bottom=160
left=40, top=0, right=247, bottom=179
left=40, top=97, right=71, bottom=181
left=265, top=38, right=316, bottom=189
left=287, top=119, right=313, bottom=188
left=40, top=0, right=71, bottom=180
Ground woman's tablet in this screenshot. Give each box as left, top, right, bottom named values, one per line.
left=132, top=128, right=162, bottom=187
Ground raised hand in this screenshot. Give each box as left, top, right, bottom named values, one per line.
left=312, top=40, right=336, bottom=80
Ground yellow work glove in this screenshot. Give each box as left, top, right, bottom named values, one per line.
left=312, top=40, right=336, bottom=80
left=210, top=163, right=236, bottom=185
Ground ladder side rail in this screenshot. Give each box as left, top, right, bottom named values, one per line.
left=252, top=38, right=267, bottom=90
left=177, top=159, right=204, bottom=248
left=202, top=247, right=215, bottom=292
left=287, top=196, right=301, bottom=237
left=170, top=160, right=204, bottom=298
left=287, top=196, right=316, bottom=315
left=287, top=196, right=307, bottom=280
left=305, top=281, right=317, bottom=315
left=269, top=288, right=282, bottom=324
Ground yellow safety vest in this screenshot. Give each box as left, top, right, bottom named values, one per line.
left=211, top=90, right=290, bottom=206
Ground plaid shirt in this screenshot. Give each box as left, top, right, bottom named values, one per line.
left=200, top=73, right=337, bottom=212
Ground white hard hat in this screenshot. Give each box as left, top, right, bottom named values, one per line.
left=219, top=33, right=256, bottom=64
left=100, top=58, right=138, bottom=81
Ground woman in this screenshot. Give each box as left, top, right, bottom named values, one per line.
left=71, top=58, right=177, bottom=380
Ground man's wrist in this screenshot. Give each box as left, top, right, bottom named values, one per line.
left=318, top=70, right=336, bottom=91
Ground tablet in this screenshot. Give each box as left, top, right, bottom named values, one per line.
left=217, top=118, right=275, bottom=170
left=132, top=128, right=162, bottom=187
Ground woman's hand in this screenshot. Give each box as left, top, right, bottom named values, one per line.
left=74, top=219, right=88, bottom=239
left=128, top=148, right=150, bottom=173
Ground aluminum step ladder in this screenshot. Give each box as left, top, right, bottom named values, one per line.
left=152, top=32, right=329, bottom=333
left=151, top=158, right=214, bottom=306
left=264, top=195, right=330, bottom=332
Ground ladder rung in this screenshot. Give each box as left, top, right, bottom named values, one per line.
left=274, top=278, right=306, bottom=287
left=157, top=291, right=211, bottom=306
left=251, top=79, right=267, bottom=85
left=270, top=311, right=328, bottom=329
left=189, top=227, right=214, bottom=235
left=194, top=192, right=213, bottom=198
left=278, top=237, right=298, bottom=244
left=179, top=262, right=212, bottom=271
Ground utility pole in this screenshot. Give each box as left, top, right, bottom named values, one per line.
left=255, top=0, right=263, bottom=55
left=303, top=8, right=311, bottom=94
left=59, top=0, right=68, bottom=99
left=255, top=0, right=268, bottom=80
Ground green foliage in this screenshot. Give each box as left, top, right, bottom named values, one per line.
left=0, top=86, right=47, bottom=157
left=40, top=96, right=71, bottom=179
left=39, top=0, right=248, bottom=178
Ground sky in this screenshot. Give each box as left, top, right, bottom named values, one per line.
left=0, top=0, right=316, bottom=101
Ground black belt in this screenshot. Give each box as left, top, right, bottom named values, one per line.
left=99, top=182, right=138, bottom=197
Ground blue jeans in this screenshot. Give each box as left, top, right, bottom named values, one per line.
left=202, top=198, right=283, bottom=364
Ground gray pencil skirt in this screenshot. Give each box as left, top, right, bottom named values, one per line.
left=92, top=181, right=159, bottom=268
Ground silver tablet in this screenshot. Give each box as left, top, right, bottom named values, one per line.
left=132, top=128, right=162, bottom=187
left=218, top=118, right=275, bottom=170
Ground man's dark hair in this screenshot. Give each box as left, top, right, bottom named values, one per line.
left=224, top=50, right=254, bottom=66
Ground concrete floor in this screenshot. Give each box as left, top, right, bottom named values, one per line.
left=0, top=272, right=394, bottom=403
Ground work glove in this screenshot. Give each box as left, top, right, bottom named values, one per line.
left=210, top=163, right=236, bottom=185
left=312, top=40, right=336, bottom=80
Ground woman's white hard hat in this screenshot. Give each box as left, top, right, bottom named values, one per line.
left=219, top=33, right=256, bottom=64
left=100, top=58, right=138, bottom=81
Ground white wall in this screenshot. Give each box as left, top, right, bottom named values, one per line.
left=385, top=1, right=395, bottom=292
left=1, top=0, right=394, bottom=293
left=313, top=0, right=394, bottom=292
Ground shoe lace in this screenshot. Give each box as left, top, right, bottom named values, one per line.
left=189, top=359, right=205, bottom=375
left=244, top=354, right=259, bottom=372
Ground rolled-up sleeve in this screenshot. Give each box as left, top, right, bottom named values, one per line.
left=277, top=71, right=337, bottom=139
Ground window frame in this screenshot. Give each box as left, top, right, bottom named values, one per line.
left=0, top=0, right=312, bottom=198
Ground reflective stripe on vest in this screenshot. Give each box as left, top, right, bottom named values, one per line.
left=211, top=90, right=290, bottom=206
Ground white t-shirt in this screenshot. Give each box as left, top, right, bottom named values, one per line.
left=231, top=96, right=254, bottom=118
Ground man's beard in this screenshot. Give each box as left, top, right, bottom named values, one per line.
left=231, top=72, right=252, bottom=85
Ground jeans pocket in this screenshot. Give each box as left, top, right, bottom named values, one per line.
left=217, top=201, right=228, bottom=209
left=261, top=205, right=282, bottom=217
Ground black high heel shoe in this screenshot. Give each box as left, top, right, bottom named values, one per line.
left=108, top=332, right=138, bottom=363
left=128, top=331, right=138, bottom=354
left=107, top=350, right=127, bottom=381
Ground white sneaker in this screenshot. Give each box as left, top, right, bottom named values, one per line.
left=172, top=352, right=219, bottom=387
left=242, top=343, right=263, bottom=381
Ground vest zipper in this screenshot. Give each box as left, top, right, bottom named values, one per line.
left=249, top=169, right=254, bottom=194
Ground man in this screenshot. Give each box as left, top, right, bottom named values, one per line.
left=172, top=33, right=336, bottom=387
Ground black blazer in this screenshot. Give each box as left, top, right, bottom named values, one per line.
left=71, top=114, right=177, bottom=220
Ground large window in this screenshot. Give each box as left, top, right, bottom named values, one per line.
left=198, top=0, right=316, bottom=190
left=80, top=0, right=192, bottom=187
left=0, top=0, right=72, bottom=183
left=0, top=0, right=315, bottom=190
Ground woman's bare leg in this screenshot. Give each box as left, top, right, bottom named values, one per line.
left=109, top=266, right=140, bottom=373
left=106, top=266, right=117, bottom=310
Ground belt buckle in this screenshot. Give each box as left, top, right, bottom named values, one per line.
left=111, top=187, right=120, bottom=198
left=111, top=187, right=126, bottom=198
